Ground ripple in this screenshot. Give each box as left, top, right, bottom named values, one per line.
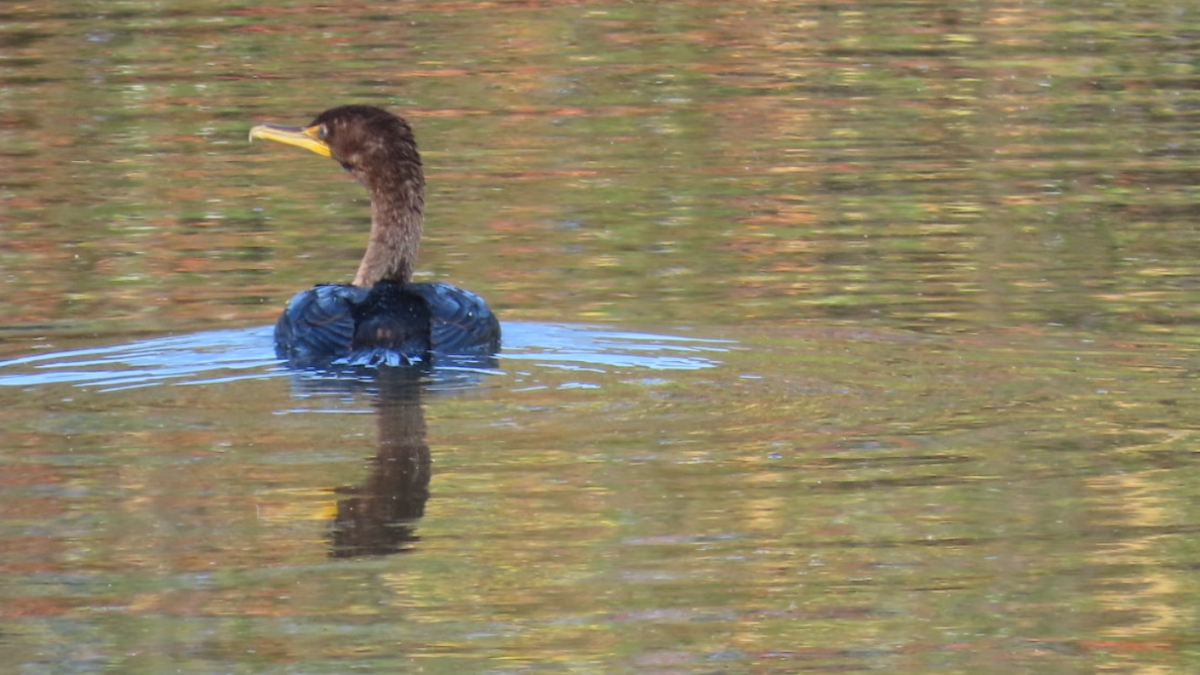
left=0, top=323, right=731, bottom=391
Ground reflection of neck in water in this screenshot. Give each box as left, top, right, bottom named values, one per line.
left=329, top=370, right=430, bottom=558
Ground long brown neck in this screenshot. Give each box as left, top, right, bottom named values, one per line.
left=352, top=171, right=425, bottom=287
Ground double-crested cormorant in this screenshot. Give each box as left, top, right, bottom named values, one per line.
left=250, top=105, right=500, bottom=366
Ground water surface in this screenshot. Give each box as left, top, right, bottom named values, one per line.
left=4, top=1, right=1200, bottom=674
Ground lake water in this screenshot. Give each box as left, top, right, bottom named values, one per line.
left=4, top=1, right=1200, bottom=673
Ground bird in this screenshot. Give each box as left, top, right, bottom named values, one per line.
left=249, top=105, right=500, bottom=367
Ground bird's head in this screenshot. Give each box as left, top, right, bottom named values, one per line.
left=250, top=105, right=423, bottom=194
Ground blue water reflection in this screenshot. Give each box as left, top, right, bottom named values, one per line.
left=0, top=323, right=731, bottom=392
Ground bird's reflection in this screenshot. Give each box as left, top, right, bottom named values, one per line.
left=329, top=368, right=430, bottom=557
left=287, top=360, right=494, bottom=558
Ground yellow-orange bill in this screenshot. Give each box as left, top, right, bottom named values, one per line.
left=248, top=123, right=331, bottom=158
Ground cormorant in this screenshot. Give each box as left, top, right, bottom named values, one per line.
left=250, top=105, right=500, bottom=367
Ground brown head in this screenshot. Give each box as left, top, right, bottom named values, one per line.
left=251, top=105, right=426, bottom=286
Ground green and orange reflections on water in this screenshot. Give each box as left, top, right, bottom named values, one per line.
left=3, top=1, right=1200, bottom=673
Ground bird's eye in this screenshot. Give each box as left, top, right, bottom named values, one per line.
left=317, top=124, right=328, bottom=140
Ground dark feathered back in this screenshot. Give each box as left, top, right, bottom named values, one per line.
left=274, top=281, right=500, bottom=367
